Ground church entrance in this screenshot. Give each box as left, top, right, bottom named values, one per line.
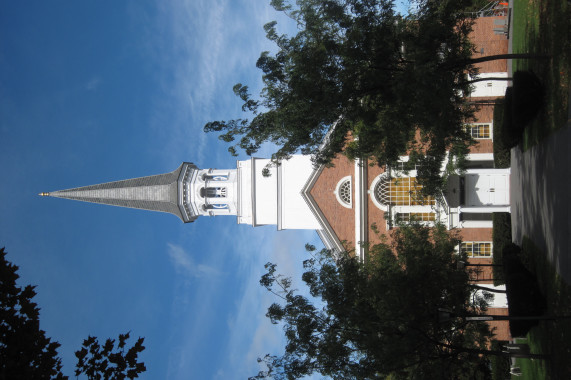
left=464, top=173, right=510, bottom=206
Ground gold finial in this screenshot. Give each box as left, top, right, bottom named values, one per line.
left=39, top=192, right=50, bottom=196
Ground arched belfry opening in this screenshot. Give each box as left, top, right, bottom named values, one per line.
left=200, top=187, right=227, bottom=198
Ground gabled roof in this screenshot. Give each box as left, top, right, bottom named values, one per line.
left=300, top=164, right=345, bottom=253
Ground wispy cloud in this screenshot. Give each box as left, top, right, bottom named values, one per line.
left=143, top=1, right=324, bottom=378
left=142, top=0, right=300, bottom=167
left=167, top=242, right=221, bottom=278
left=212, top=229, right=321, bottom=379
left=85, top=77, right=101, bottom=91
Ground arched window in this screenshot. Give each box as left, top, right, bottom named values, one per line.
left=334, top=176, right=352, bottom=208
left=370, top=174, right=434, bottom=209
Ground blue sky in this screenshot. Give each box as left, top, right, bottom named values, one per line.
left=0, top=1, right=324, bottom=378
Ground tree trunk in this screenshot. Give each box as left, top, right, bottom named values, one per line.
left=469, top=284, right=506, bottom=293
left=465, top=77, right=513, bottom=84
left=466, top=101, right=500, bottom=106
left=436, top=341, right=549, bottom=360
left=465, top=53, right=550, bottom=65
left=443, top=53, right=550, bottom=70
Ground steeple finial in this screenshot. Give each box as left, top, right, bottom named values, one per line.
left=39, top=192, right=50, bottom=196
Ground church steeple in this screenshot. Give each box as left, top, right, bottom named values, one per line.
left=42, top=163, right=200, bottom=223
left=42, top=156, right=320, bottom=230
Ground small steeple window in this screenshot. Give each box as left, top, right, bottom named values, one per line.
left=200, top=187, right=227, bottom=198
left=202, top=174, right=228, bottom=181
left=203, top=204, right=229, bottom=210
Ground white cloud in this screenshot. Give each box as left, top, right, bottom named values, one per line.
left=167, top=242, right=221, bottom=278
left=143, top=0, right=300, bottom=167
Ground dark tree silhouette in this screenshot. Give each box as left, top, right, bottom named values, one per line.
left=0, top=247, right=146, bottom=380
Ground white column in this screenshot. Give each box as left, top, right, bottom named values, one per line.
left=354, top=159, right=365, bottom=261
left=460, top=220, right=494, bottom=228
left=465, top=168, right=511, bottom=175
left=466, top=153, right=494, bottom=162
left=460, top=206, right=511, bottom=213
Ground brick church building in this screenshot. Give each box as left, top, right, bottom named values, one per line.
left=42, top=16, right=512, bottom=341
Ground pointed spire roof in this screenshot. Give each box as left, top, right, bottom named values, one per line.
left=42, top=163, right=199, bottom=223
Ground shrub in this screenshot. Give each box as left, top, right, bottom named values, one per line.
left=491, top=212, right=511, bottom=285
left=512, top=70, right=545, bottom=128
left=502, top=243, right=547, bottom=337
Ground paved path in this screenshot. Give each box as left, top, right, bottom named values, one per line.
left=507, top=0, right=571, bottom=284
left=510, top=107, right=571, bottom=285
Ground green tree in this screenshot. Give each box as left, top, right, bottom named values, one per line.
left=0, top=247, right=66, bottom=380
left=0, top=248, right=146, bottom=380
left=251, top=226, right=500, bottom=379
left=205, top=0, right=542, bottom=193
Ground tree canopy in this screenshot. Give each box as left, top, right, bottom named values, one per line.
left=251, top=226, right=497, bottom=379
left=0, top=247, right=146, bottom=380
left=0, top=247, right=66, bottom=380
left=75, top=333, right=146, bottom=380
left=205, top=0, right=485, bottom=190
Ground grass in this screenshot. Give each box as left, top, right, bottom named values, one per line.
left=509, top=237, right=571, bottom=379
left=511, top=0, right=570, bottom=149
left=490, top=340, right=510, bottom=380
left=511, top=335, right=548, bottom=379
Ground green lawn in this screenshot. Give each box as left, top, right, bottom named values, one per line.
left=501, top=2, right=571, bottom=377
left=511, top=0, right=570, bottom=149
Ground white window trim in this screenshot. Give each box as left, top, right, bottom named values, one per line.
left=465, top=123, right=493, bottom=140
left=459, top=241, right=493, bottom=258
left=369, top=173, right=388, bottom=211
left=334, top=176, right=353, bottom=209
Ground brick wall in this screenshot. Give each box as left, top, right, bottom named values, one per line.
left=486, top=307, right=511, bottom=341
left=366, top=164, right=389, bottom=246
left=310, top=155, right=356, bottom=249
left=469, top=96, right=500, bottom=154
left=470, top=17, right=509, bottom=73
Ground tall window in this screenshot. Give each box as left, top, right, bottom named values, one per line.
left=395, top=212, right=436, bottom=223
left=460, top=242, right=492, bottom=257
left=466, top=123, right=491, bottom=139
left=393, top=161, right=422, bottom=172
left=374, top=177, right=435, bottom=207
